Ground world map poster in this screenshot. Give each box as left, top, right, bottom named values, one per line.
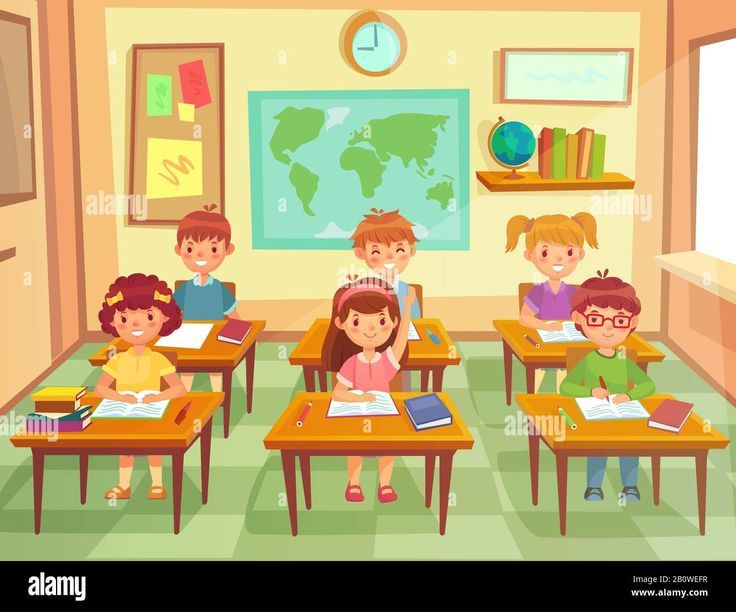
left=248, top=89, right=469, bottom=250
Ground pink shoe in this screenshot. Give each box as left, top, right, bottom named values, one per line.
left=345, top=483, right=364, bottom=502
left=377, top=485, right=398, bottom=503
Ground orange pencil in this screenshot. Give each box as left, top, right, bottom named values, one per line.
left=598, top=376, right=609, bottom=402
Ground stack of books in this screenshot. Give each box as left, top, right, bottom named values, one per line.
left=27, top=386, right=92, bottom=434
left=537, top=127, right=606, bottom=180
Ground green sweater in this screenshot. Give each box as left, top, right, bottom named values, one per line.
left=560, top=350, right=656, bottom=401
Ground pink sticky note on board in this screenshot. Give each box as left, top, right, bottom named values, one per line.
left=178, top=59, right=212, bottom=108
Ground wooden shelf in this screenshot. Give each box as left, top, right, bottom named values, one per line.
left=476, top=171, right=635, bottom=192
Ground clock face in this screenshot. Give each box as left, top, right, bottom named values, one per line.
left=351, top=22, right=402, bottom=74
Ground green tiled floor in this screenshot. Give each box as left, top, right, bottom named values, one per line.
left=0, top=341, right=734, bottom=560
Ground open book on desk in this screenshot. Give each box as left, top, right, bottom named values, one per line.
left=575, top=395, right=649, bottom=421
left=327, top=390, right=400, bottom=418
left=92, top=391, right=169, bottom=420
left=537, top=321, right=587, bottom=343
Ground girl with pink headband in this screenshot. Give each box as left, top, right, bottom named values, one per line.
left=322, top=277, right=416, bottom=503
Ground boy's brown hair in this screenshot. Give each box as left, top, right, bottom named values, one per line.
left=571, top=270, right=641, bottom=334
left=350, top=208, right=419, bottom=248
left=177, top=204, right=232, bottom=246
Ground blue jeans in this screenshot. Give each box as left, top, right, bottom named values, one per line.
left=587, top=456, right=639, bottom=488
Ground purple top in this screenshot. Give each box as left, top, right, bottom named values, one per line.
left=524, top=281, right=576, bottom=320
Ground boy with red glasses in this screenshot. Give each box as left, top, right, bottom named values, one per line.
left=560, top=271, right=655, bottom=503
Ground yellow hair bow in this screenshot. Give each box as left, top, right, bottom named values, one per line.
left=105, top=289, right=171, bottom=306
left=153, top=290, right=171, bottom=303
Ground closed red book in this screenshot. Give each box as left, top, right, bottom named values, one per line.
left=537, top=128, right=552, bottom=179
left=217, top=320, right=252, bottom=345
left=648, top=399, right=694, bottom=433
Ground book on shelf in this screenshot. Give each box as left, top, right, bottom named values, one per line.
left=589, top=133, right=606, bottom=178
left=537, top=127, right=552, bottom=179
left=576, top=128, right=594, bottom=179
left=565, top=133, right=579, bottom=179
left=550, top=127, right=567, bottom=179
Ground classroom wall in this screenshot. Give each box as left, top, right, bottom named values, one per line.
left=73, top=0, right=667, bottom=334
left=665, top=0, right=736, bottom=398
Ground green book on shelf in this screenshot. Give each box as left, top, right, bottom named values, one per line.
left=550, top=128, right=567, bottom=179
left=590, top=133, right=606, bottom=179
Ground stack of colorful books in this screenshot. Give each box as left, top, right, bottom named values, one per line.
left=537, top=127, right=606, bottom=180
left=26, top=386, right=92, bottom=434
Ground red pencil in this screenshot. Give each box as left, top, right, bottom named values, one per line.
left=296, top=401, right=312, bottom=427
left=598, top=376, right=609, bottom=402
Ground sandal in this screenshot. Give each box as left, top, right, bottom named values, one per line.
left=104, top=485, right=131, bottom=500
left=148, top=485, right=167, bottom=500
left=344, top=483, right=364, bottom=502
left=377, top=485, right=398, bottom=503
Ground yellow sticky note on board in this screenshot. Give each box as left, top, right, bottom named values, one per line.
left=145, top=138, right=203, bottom=199
left=178, top=102, right=195, bottom=122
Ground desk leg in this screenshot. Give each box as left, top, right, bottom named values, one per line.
left=696, top=451, right=708, bottom=535
left=431, top=367, right=445, bottom=392
left=172, top=452, right=184, bottom=535
left=317, top=368, right=328, bottom=392
left=503, top=340, right=512, bottom=405
left=200, top=419, right=213, bottom=505
left=528, top=421, right=540, bottom=506
left=525, top=365, right=535, bottom=394
left=420, top=369, right=430, bottom=393
left=303, top=366, right=316, bottom=392
left=281, top=451, right=298, bottom=536
left=32, top=450, right=45, bottom=535
left=79, top=454, right=89, bottom=505
left=299, top=454, right=312, bottom=510
left=222, top=368, right=233, bottom=439
left=652, top=455, right=661, bottom=506
left=438, top=451, right=455, bottom=535
left=245, top=343, right=256, bottom=414
left=556, top=453, right=569, bottom=536
left=425, top=454, right=435, bottom=508
left=638, top=361, right=649, bottom=374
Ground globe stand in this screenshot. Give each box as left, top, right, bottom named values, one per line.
left=504, top=168, right=525, bottom=180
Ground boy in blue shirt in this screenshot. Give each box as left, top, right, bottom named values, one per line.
left=174, top=204, right=241, bottom=391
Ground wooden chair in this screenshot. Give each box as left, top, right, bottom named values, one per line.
left=518, top=282, right=579, bottom=313
left=410, top=283, right=424, bottom=317
left=175, top=279, right=236, bottom=297
left=565, top=347, right=638, bottom=391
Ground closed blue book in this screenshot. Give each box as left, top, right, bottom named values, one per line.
left=404, top=393, right=452, bottom=431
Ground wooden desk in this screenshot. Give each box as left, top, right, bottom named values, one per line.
left=289, top=318, right=460, bottom=392
left=10, top=392, right=223, bottom=535
left=493, top=320, right=665, bottom=405
left=88, top=320, right=265, bottom=437
left=516, top=393, right=730, bottom=536
left=263, top=392, right=474, bottom=535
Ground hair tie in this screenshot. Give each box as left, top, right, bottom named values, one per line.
left=572, top=215, right=584, bottom=228
left=337, top=285, right=391, bottom=311
left=105, top=289, right=171, bottom=306
left=153, top=290, right=171, bottom=303
left=524, top=218, right=535, bottom=233
left=106, top=291, right=124, bottom=306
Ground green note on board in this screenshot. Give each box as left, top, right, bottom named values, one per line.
left=146, top=74, right=172, bottom=117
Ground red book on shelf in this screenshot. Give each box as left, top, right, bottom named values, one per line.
left=537, top=127, right=552, bottom=179
left=217, top=320, right=253, bottom=345
left=647, top=399, right=694, bottom=433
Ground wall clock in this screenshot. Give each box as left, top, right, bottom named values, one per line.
left=341, top=10, right=407, bottom=76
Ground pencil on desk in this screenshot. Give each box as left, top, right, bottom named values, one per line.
left=296, top=401, right=312, bottom=427
left=558, top=406, right=578, bottom=430
left=523, top=334, right=540, bottom=349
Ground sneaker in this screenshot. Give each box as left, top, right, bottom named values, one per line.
left=622, top=486, right=640, bottom=502
left=584, top=487, right=604, bottom=501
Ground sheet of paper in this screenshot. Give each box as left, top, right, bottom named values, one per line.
left=155, top=322, right=213, bottom=350
left=177, top=102, right=195, bottom=122
left=145, top=137, right=203, bottom=199
left=408, top=321, right=420, bottom=341
left=575, top=395, right=649, bottom=421
left=146, top=74, right=172, bottom=116
left=537, top=321, right=588, bottom=343
left=178, top=59, right=212, bottom=108
left=327, top=390, right=400, bottom=418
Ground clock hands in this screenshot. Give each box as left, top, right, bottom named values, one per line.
left=356, top=24, right=379, bottom=52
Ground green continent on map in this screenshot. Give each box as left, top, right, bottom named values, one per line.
left=339, top=147, right=387, bottom=198
left=348, top=113, right=449, bottom=171
left=269, top=107, right=325, bottom=165
left=426, top=180, right=454, bottom=209
left=289, top=162, right=319, bottom=216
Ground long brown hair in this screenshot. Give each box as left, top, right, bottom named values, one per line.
left=322, top=277, right=408, bottom=373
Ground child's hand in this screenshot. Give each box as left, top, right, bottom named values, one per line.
left=403, top=286, right=416, bottom=310
left=612, top=394, right=631, bottom=404
left=545, top=320, right=564, bottom=331
left=359, top=393, right=377, bottom=403
left=591, top=387, right=609, bottom=399
left=140, top=393, right=162, bottom=404
left=120, top=395, right=138, bottom=405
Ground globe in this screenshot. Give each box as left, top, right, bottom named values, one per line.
left=488, top=117, right=536, bottom=179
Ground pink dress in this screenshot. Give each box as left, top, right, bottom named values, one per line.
left=336, top=347, right=400, bottom=392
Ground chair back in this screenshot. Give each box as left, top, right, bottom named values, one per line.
left=410, top=283, right=424, bottom=317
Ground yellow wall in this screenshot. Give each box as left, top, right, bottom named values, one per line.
left=74, top=1, right=667, bottom=333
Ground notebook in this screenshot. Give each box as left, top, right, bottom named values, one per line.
left=92, top=391, right=169, bottom=420
left=217, top=319, right=252, bottom=345
left=537, top=321, right=587, bottom=343
left=404, top=393, right=453, bottom=431
left=408, top=321, right=420, bottom=341
left=327, top=390, right=400, bottom=418
left=575, top=395, right=650, bottom=421
left=155, top=323, right=213, bottom=350
left=648, top=399, right=694, bottom=433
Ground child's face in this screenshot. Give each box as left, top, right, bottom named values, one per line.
left=525, top=242, right=584, bottom=281
left=355, top=241, right=416, bottom=276
left=175, top=236, right=234, bottom=275
left=112, top=308, right=169, bottom=345
left=571, top=305, right=638, bottom=349
left=335, top=307, right=398, bottom=350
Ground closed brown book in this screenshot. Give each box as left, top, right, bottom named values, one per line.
left=576, top=128, right=594, bottom=179
left=217, top=319, right=253, bottom=345
left=648, top=399, right=694, bottom=433
left=33, top=398, right=81, bottom=414
left=537, top=127, right=552, bottom=179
